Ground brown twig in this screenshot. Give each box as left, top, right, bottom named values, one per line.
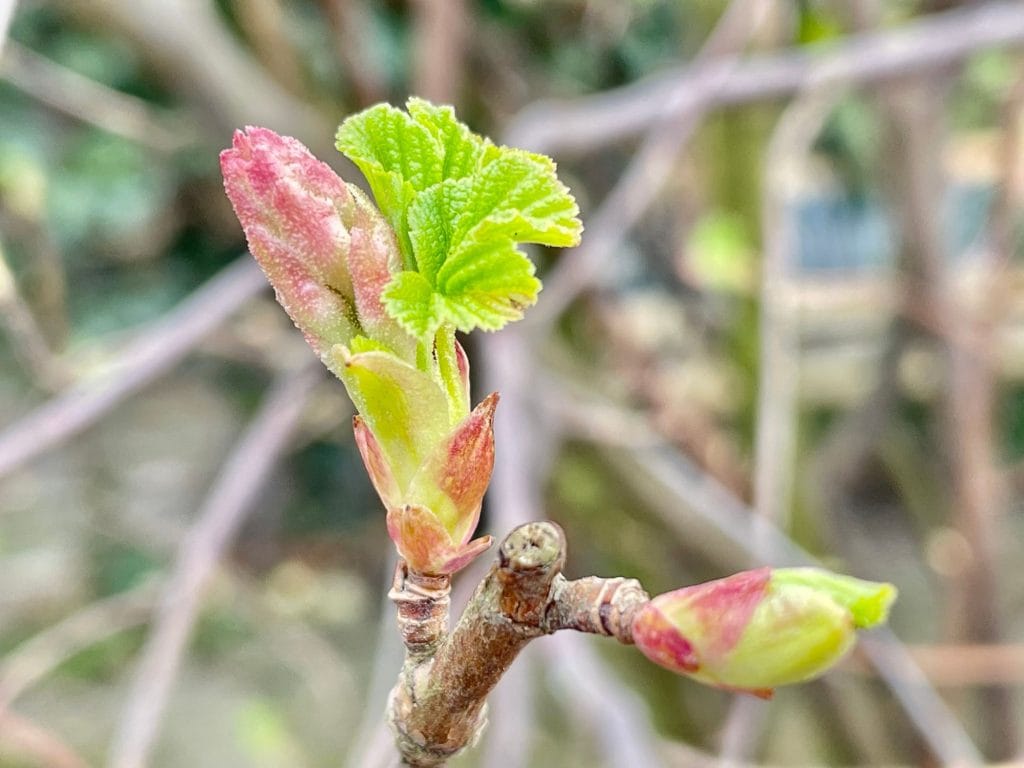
left=386, top=522, right=650, bottom=767
left=107, top=361, right=321, bottom=768
left=508, top=0, right=1024, bottom=157
left=0, top=256, right=266, bottom=481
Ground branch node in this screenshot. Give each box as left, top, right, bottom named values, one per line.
left=497, top=521, right=566, bottom=624
left=389, top=560, right=451, bottom=660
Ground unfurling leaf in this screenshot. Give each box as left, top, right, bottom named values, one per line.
left=224, top=101, right=579, bottom=577
left=336, top=98, right=582, bottom=340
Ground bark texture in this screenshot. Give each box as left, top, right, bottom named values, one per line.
left=387, top=521, right=649, bottom=767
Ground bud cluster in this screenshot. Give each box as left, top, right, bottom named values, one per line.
left=219, top=109, right=897, bottom=701
left=221, top=127, right=494, bottom=575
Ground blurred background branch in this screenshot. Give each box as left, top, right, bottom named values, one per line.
left=1, top=1, right=1023, bottom=766
left=109, top=361, right=320, bottom=768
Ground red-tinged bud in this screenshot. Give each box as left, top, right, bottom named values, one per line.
left=406, top=392, right=498, bottom=543
left=454, top=339, right=471, bottom=408
left=387, top=504, right=494, bottom=575
left=220, top=127, right=411, bottom=358
left=353, top=415, right=400, bottom=510
left=347, top=188, right=416, bottom=359
left=353, top=392, right=499, bottom=576
left=221, top=128, right=356, bottom=354
left=633, top=567, right=896, bottom=697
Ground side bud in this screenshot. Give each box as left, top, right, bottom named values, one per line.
left=632, top=567, right=896, bottom=697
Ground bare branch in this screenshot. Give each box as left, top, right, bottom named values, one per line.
left=0, top=257, right=266, bottom=481
left=539, top=635, right=667, bottom=768
left=846, top=642, right=1024, bottom=687
left=232, top=0, right=309, bottom=100
left=0, top=580, right=158, bottom=708
left=410, top=0, right=467, bottom=105
left=65, top=0, right=335, bottom=157
left=0, top=709, right=89, bottom=768
left=343, top=563, right=404, bottom=768
left=523, top=0, right=773, bottom=328
left=753, top=91, right=839, bottom=537
left=320, top=0, right=388, bottom=106
left=0, top=42, right=199, bottom=153
left=107, top=361, right=321, bottom=768
left=387, top=522, right=650, bottom=767
left=941, top=65, right=1024, bottom=759
left=0, top=239, right=71, bottom=391
left=508, top=1, right=1024, bottom=157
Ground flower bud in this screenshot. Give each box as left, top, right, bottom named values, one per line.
left=632, top=567, right=896, bottom=697
left=220, top=127, right=413, bottom=362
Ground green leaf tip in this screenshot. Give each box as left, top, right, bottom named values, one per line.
left=336, top=98, right=582, bottom=340
left=771, top=568, right=897, bottom=629
left=634, top=567, right=898, bottom=696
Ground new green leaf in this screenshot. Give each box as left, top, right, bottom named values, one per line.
left=336, top=99, right=582, bottom=340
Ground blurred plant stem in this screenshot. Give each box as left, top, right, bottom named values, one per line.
left=65, top=0, right=334, bottom=156
left=0, top=0, right=15, bottom=58
left=0, top=257, right=266, bottom=480
left=320, top=0, right=388, bottom=106
left=0, top=708, right=89, bottom=768
left=941, top=64, right=1024, bottom=760
left=0, top=42, right=199, bottom=153
left=109, top=360, right=321, bottom=768
left=410, top=0, right=465, bottom=105
left=0, top=239, right=70, bottom=391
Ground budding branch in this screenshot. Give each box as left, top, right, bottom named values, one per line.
left=387, top=521, right=650, bottom=767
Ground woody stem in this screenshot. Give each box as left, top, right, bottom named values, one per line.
left=386, top=521, right=650, bottom=767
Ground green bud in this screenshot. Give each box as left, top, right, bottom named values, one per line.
left=632, top=567, right=896, bottom=697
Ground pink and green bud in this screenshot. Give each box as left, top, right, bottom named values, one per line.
left=220, top=127, right=414, bottom=363
left=354, top=393, right=499, bottom=575
left=632, top=567, right=897, bottom=697
left=335, top=346, right=451, bottom=487
left=221, top=123, right=509, bottom=577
